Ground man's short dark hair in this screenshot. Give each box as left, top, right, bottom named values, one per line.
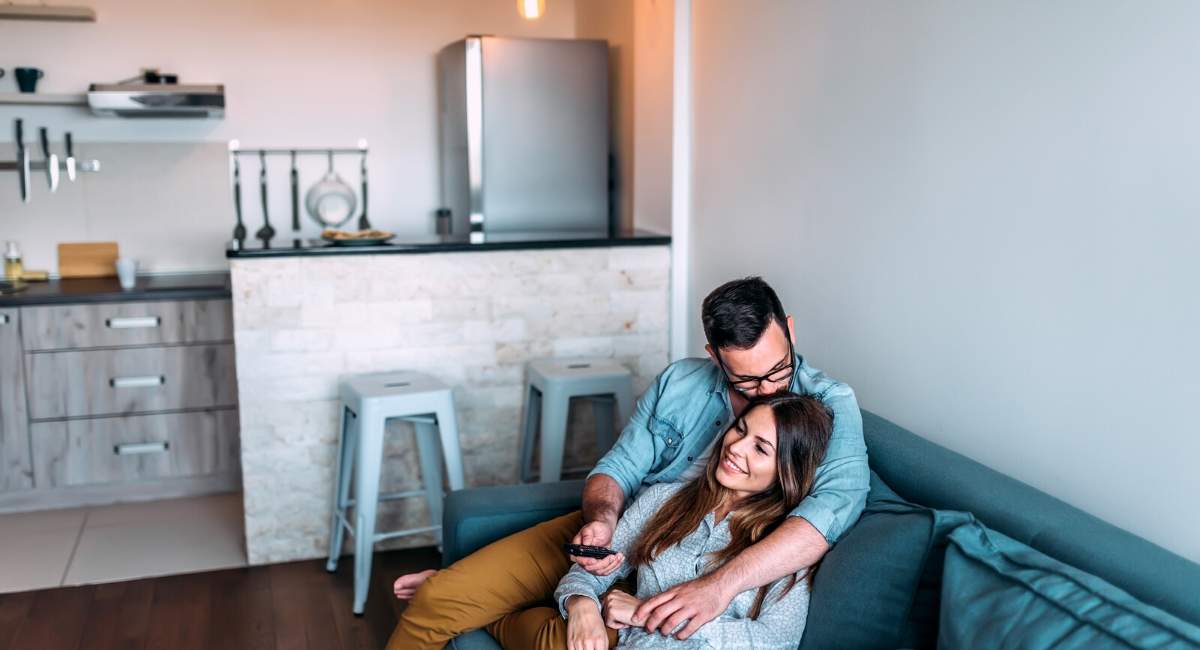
left=701, top=277, right=788, bottom=350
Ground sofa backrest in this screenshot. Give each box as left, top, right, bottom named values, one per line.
left=861, top=409, right=1200, bottom=626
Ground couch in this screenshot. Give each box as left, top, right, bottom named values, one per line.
left=441, top=410, right=1200, bottom=649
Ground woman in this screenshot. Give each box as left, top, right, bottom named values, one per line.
left=557, top=391, right=832, bottom=649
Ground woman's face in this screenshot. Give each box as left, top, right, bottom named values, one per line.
left=714, top=405, right=778, bottom=498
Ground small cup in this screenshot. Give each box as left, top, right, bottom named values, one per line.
left=115, top=257, right=138, bottom=290
left=15, top=67, right=43, bottom=93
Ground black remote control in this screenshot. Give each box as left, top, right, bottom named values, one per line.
left=563, top=543, right=618, bottom=559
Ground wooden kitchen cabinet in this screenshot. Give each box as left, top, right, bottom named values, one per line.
left=0, top=291, right=240, bottom=513
left=0, top=308, right=34, bottom=491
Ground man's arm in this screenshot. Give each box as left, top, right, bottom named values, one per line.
left=634, top=516, right=828, bottom=638
left=570, top=474, right=628, bottom=575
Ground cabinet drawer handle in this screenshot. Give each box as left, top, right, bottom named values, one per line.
left=0, top=314, right=9, bottom=325
left=114, top=441, right=169, bottom=456
left=109, top=375, right=166, bottom=388
left=106, top=316, right=161, bottom=329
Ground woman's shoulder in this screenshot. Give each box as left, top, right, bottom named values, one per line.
left=634, top=481, right=687, bottom=508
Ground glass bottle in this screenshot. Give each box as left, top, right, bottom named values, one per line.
left=3, top=241, right=24, bottom=280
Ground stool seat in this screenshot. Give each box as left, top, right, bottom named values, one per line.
left=327, top=370, right=463, bottom=615
left=520, top=358, right=634, bottom=484
left=528, top=358, right=631, bottom=383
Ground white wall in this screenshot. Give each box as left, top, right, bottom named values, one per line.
left=688, top=0, right=1200, bottom=562
left=0, top=0, right=577, bottom=272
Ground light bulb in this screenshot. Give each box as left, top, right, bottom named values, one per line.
left=517, top=0, right=545, bottom=20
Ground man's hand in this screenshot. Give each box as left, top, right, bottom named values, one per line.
left=569, top=520, right=624, bottom=576
left=633, top=573, right=734, bottom=640
left=601, top=590, right=641, bottom=629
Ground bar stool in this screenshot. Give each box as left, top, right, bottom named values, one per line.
left=519, top=358, right=634, bottom=483
left=325, top=370, right=464, bottom=615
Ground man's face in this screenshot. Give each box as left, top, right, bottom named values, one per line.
left=707, top=317, right=795, bottom=398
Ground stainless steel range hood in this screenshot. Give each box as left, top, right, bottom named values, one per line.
left=87, top=83, right=225, bottom=118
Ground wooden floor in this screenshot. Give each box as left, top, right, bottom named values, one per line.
left=0, top=546, right=441, bottom=650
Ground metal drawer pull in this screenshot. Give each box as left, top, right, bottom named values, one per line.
left=114, top=441, right=169, bottom=456
left=109, top=375, right=166, bottom=388
left=106, top=316, right=161, bottom=329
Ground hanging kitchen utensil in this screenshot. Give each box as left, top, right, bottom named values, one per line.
left=231, top=154, right=246, bottom=247
left=15, top=119, right=30, bottom=203
left=289, top=150, right=300, bottom=233
left=39, top=127, right=59, bottom=192
left=64, top=132, right=77, bottom=181
left=304, top=151, right=357, bottom=228
left=255, top=151, right=275, bottom=248
left=357, top=148, right=370, bottom=230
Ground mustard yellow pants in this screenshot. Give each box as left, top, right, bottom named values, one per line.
left=387, top=511, right=620, bottom=650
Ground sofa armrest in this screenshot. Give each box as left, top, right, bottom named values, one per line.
left=441, top=480, right=585, bottom=566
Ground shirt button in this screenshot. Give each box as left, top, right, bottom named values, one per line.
left=714, top=419, right=720, bottom=425
left=666, top=437, right=673, bottom=444
left=687, top=456, right=694, bottom=461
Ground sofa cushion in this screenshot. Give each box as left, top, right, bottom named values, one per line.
left=940, top=522, right=1200, bottom=649
left=799, top=472, right=971, bottom=649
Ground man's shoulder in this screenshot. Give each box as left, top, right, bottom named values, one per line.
left=796, top=359, right=859, bottom=409
left=658, top=356, right=719, bottom=388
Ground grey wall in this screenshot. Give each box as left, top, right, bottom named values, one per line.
left=689, top=0, right=1200, bottom=562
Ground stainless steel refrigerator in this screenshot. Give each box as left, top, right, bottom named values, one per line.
left=438, top=36, right=610, bottom=236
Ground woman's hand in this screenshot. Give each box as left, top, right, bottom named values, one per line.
left=566, top=595, right=609, bottom=650
left=602, top=590, right=642, bottom=629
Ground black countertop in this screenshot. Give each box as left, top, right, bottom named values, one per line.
left=225, top=228, right=670, bottom=259
left=0, top=272, right=231, bottom=307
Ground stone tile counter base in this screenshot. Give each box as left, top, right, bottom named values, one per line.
left=231, top=246, right=670, bottom=564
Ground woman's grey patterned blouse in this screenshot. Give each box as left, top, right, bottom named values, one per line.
left=555, top=482, right=811, bottom=649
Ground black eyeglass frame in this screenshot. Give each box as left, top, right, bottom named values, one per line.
left=712, top=322, right=796, bottom=394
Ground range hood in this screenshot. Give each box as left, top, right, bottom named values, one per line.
left=87, top=83, right=225, bottom=118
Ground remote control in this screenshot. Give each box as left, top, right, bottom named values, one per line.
left=563, top=543, right=618, bottom=559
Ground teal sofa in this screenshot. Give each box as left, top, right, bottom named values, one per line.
left=442, top=411, right=1200, bottom=649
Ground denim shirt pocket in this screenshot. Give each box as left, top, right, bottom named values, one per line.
left=648, top=416, right=684, bottom=470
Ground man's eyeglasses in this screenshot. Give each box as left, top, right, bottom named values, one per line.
left=712, top=324, right=796, bottom=394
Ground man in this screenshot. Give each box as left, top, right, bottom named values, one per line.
left=388, top=277, right=869, bottom=648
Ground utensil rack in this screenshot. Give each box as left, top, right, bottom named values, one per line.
left=227, top=140, right=369, bottom=250
left=3, top=117, right=100, bottom=204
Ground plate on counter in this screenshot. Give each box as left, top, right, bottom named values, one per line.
left=320, top=229, right=395, bottom=246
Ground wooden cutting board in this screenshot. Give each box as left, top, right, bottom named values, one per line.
left=58, top=242, right=119, bottom=278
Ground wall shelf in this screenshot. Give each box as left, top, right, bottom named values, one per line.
left=0, top=93, right=88, bottom=107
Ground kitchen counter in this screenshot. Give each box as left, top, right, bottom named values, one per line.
left=225, top=229, right=670, bottom=259
left=0, top=272, right=231, bottom=307
left=230, top=240, right=671, bottom=564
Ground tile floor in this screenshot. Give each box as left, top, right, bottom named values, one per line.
left=0, top=492, right=247, bottom=594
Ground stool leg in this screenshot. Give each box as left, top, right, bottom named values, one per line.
left=326, top=405, right=355, bottom=572
left=539, top=388, right=569, bottom=483
left=434, top=395, right=465, bottom=490
left=352, top=408, right=385, bottom=615
left=414, top=421, right=446, bottom=545
left=592, top=395, right=616, bottom=456
left=519, top=385, right=542, bottom=483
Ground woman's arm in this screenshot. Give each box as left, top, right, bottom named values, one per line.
left=691, top=572, right=812, bottom=649
left=554, top=483, right=673, bottom=616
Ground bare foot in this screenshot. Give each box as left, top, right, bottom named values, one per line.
left=393, top=569, right=438, bottom=600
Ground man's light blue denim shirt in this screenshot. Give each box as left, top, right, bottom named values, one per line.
left=588, top=356, right=869, bottom=544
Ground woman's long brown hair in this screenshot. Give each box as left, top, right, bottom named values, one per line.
left=627, top=392, right=833, bottom=618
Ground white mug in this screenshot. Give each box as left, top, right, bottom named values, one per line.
left=115, top=257, right=138, bottom=290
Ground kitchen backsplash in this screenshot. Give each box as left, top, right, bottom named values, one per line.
left=0, top=142, right=232, bottom=274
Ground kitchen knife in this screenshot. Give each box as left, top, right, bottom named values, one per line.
left=15, top=119, right=30, bottom=203
left=64, top=132, right=77, bottom=181
left=40, top=127, right=59, bottom=192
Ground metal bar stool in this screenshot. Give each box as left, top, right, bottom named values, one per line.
left=519, top=358, right=634, bottom=483
left=325, top=370, right=464, bottom=615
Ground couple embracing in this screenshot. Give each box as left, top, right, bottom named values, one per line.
left=389, top=277, right=869, bottom=649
